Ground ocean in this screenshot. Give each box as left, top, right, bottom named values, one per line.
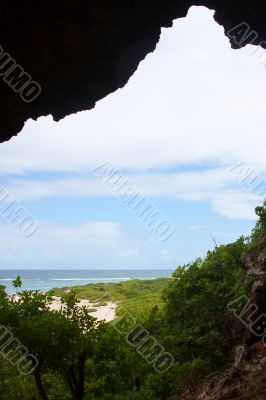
left=0, top=269, right=174, bottom=294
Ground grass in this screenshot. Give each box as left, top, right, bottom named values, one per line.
left=50, top=278, right=171, bottom=318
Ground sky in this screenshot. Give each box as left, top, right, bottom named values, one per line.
left=0, top=6, right=265, bottom=270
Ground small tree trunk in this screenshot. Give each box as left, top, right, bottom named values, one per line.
left=69, top=352, right=86, bottom=400
left=77, top=351, right=85, bottom=400
left=33, top=366, right=49, bottom=400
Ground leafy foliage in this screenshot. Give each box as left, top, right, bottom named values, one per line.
left=0, top=202, right=265, bottom=399
left=162, top=237, right=247, bottom=368
left=250, top=199, right=266, bottom=242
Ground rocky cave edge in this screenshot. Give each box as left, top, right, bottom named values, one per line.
left=1, top=0, right=266, bottom=143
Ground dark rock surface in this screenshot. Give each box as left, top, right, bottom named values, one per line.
left=244, top=236, right=266, bottom=345
left=169, top=342, right=266, bottom=400
left=0, top=1, right=266, bottom=142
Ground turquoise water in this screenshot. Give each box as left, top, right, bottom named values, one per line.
left=0, top=270, right=174, bottom=294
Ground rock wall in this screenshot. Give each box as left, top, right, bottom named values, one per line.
left=169, top=342, right=266, bottom=400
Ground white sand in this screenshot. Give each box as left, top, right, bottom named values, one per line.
left=49, top=297, right=117, bottom=322
left=9, top=294, right=117, bottom=322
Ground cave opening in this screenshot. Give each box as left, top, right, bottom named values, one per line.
left=0, top=6, right=265, bottom=275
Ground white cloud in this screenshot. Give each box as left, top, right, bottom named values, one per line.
left=0, top=220, right=185, bottom=269
left=0, top=221, right=126, bottom=268
left=160, top=249, right=172, bottom=261
left=2, top=166, right=230, bottom=200
left=2, top=166, right=261, bottom=219
left=118, top=248, right=140, bottom=258
left=209, top=190, right=259, bottom=220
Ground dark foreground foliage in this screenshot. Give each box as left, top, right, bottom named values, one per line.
left=0, top=201, right=265, bottom=399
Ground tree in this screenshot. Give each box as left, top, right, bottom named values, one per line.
left=60, top=290, right=104, bottom=400
left=162, top=238, right=247, bottom=380
left=8, top=287, right=104, bottom=400
left=12, top=275, right=22, bottom=295
left=251, top=199, right=266, bottom=241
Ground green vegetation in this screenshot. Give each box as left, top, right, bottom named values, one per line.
left=52, top=278, right=171, bottom=318
left=252, top=199, right=266, bottom=239
left=0, top=201, right=265, bottom=400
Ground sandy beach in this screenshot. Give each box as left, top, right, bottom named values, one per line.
left=49, top=296, right=117, bottom=322
left=10, top=294, right=117, bottom=322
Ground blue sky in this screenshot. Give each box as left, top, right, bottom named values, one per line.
left=0, top=6, right=265, bottom=269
